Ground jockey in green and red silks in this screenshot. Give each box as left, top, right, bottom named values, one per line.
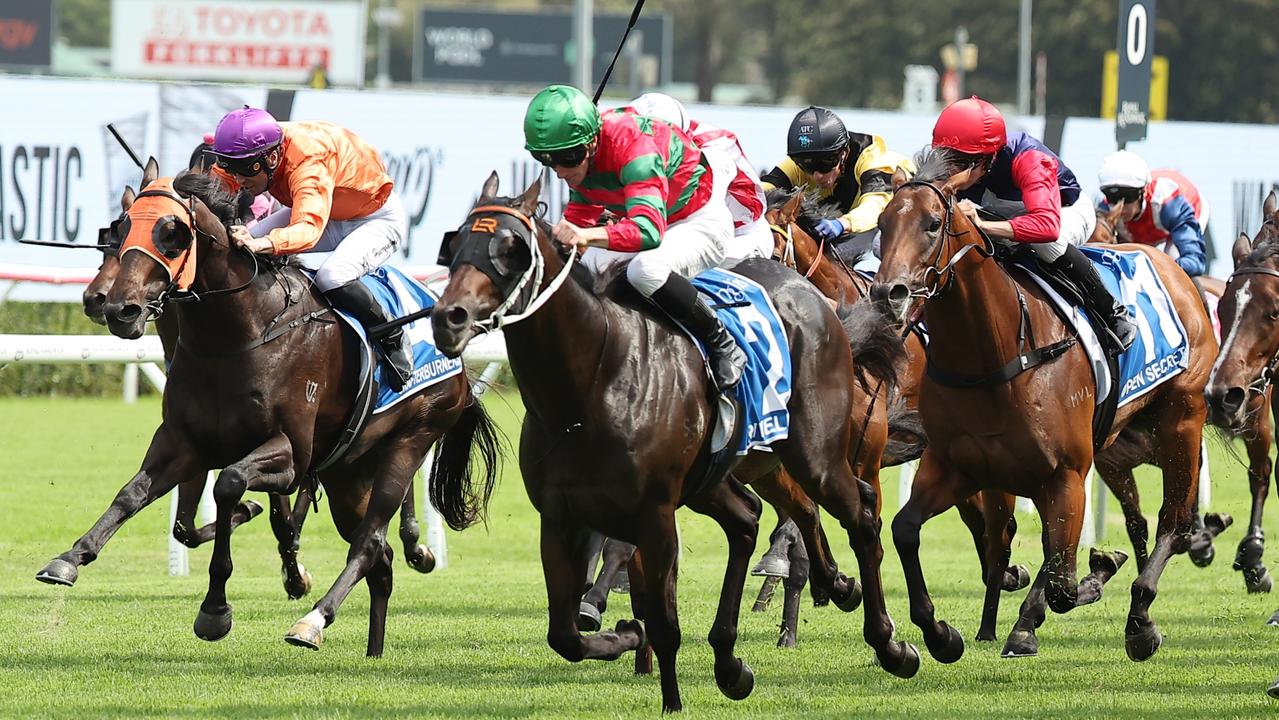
left=523, top=84, right=746, bottom=390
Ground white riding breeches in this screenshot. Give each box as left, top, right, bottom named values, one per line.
left=580, top=148, right=735, bottom=296
left=251, top=191, right=408, bottom=291
left=1022, top=195, right=1097, bottom=263
left=722, top=216, right=775, bottom=264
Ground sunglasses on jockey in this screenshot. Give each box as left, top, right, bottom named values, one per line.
left=214, top=152, right=272, bottom=178
left=531, top=144, right=589, bottom=169
left=1101, top=185, right=1143, bottom=205
left=793, top=150, right=844, bottom=175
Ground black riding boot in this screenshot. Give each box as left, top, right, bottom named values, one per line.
left=324, top=279, right=414, bottom=392
left=1051, top=244, right=1138, bottom=352
left=650, top=273, right=747, bottom=391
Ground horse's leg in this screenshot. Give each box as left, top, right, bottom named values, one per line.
left=195, top=432, right=296, bottom=642
left=268, top=490, right=313, bottom=600
left=976, top=492, right=1016, bottom=642
left=175, top=478, right=265, bottom=548
left=38, top=425, right=202, bottom=586
left=750, top=469, right=849, bottom=614
left=892, top=451, right=972, bottom=665
left=1097, top=463, right=1149, bottom=570
left=1125, top=406, right=1201, bottom=662
left=580, top=539, right=636, bottom=631
left=955, top=493, right=1029, bottom=592
left=364, top=541, right=395, bottom=658
left=397, top=477, right=436, bottom=574
left=285, top=446, right=422, bottom=654
left=626, top=548, right=653, bottom=675
left=685, top=477, right=760, bottom=701
left=1236, top=409, right=1274, bottom=593
left=751, top=507, right=796, bottom=578
left=777, top=516, right=811, bottom=648
left=634, top=506, right=685, bottom=713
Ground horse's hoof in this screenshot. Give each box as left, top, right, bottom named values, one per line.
left=1266, top=608, right=1279, bottom=627
left=1089, top=548, right=1130, bottom=576
left=614, top=618, right=646, bottom=651
left=1189, top=541, right=1216, bottom=568
left=717, top=660, right=754, bottom=701
left=1269, top=677, right=1279, bottom=700
left=35, top=559, right=78, bottom=587
left=880, top=642, right=921, bottom=679
left=578, top=601, right=602, bottom=633
left=194, top=608, right=233, bottom=642
left=776, top=627, right=796, bottom=649
left=406, top=544, right=436, bottom=574
left=750, top=554, right=790, bottom=578
left=285, top=615, right=324, bottom=650
left=1001, top=564, right=1031, bottom=592
left=925, top=621, right=965, bottom=664
left=1245, top=566, right=1273, bottom=594
left=1125, top=623, right=1163, bottom=661
left=975, top=629, right=996, bottom=643
left=1204, top=512, right=1234, bottom=535
left=832, top=576, right=863, bottom=613
left=610, top=568, right=630, bottom=594
left=241, top=499, right=265, bottom=520
left=1001, top=629, right=1039, bottom=658
left=283, top=563, right=313, bottom=600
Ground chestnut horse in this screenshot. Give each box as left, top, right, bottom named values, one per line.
left=45, top=171, right=497, bottom=658
left=432, top=174, right=916, bottom=712
left=866, top=149, right=1215, bottom=663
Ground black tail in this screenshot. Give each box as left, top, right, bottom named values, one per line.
left=428, top=393, right=502, bottom=531
left=839, top=298, right=905, bottom=393
left=882, top=398, right=927, bottom=467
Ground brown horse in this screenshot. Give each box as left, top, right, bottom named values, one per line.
left=431, top=174, right=917, bottom=712
left=865, top=149, right=1214, bottom=663
left=62, top=160, right=438, bottom=599
left=46, top=171, right=497, bottom=658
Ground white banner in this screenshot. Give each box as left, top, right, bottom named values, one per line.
left=110, top=0, right=367, bottom=86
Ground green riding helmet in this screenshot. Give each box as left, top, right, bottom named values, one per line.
left=524, top=85, right=601, bottom=152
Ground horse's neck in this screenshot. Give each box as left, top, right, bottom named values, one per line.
left=502, top=251, right=613, bottom=426
left=925, top=244, right=1028, bottom=371
left=177, top=251, right=294, bottom=348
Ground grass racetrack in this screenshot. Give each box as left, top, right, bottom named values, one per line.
left=1, top=394, right=1277, bottom=718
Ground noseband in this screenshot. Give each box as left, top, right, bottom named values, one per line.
left=896, top=180, right=993, bottom=300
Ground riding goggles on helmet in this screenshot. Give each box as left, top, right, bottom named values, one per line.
left=532, top=145, right=588, bottom=169
left=1101, top=186, right=1142, bottom=205
left=215, top=153, right=270, bottom=178
left=794, top=151, right=843, bottom=174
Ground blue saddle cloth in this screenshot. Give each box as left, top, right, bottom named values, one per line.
left=690, top=268, right=793, bottom=454
left=330, top=266, right=465, bottom=413
left=1078, top=246, right=1190, bottom=406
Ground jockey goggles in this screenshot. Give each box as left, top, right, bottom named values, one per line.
left=794, top=150, right=843, bottom=174
left=1101, top=186, right=1142, bottom=205
left=531, top=144, right=589, bottom=168
left=215, top=152, right=271, bottom=178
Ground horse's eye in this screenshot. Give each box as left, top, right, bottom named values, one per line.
left=927, top=218, right=942, bottom=233
left=1269, top=309, right=1279, bottom=322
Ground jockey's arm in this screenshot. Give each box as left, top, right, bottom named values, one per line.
left=1160, top=196, right=1207, bottom=276
left=840, top=146, right=913, bottom=234
left=259, top=162, right=336, bottom=253
left=994, top=151, right=1063, bottom=243
left=600, top=143, right=671, bottom=252
left=760, top=158, right=805, bottom=193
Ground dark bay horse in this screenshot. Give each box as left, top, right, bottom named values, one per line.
left=60, top=160, right=439, bottom=600
left=50, top=171, right=497, bottom=658
left=432, top=174, right=917, bottom=712
left=866, top=150, right=1215, bottom=663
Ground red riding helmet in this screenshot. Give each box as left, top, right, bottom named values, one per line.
left=932, top=96, right=1007, bottom=155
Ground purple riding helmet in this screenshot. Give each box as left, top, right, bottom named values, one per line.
left=211, top=106, right=282, bottom=177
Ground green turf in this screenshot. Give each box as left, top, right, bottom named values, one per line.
left=1, top=395, right=1277, bottom=718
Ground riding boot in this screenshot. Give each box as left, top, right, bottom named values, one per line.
left=1050, top=244, right=1138, bottom=352
left=324, top=279, right=414, bottom=392
left=650, top=273, right=747, bottom=391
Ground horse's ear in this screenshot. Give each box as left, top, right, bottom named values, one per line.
left=121, top=185, right=136, bottom=211
left=781, top=191, right=803, bottom=224
left=517, top=177, right=542, bottom=216
left=1265, top=190, right=1278, bottom=218
left=480, top=171, right=499, bottom=201
left=1234, top=232, right=1253, bottom=268
left=141, top=157, right=159, bottom=188
left=891, top=167, right=909, bottom=191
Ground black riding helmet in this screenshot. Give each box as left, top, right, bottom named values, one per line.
left=786, top=106, right=849, bottom=157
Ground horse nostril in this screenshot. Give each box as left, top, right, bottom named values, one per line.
left=445, top=305, right=470, bottom=329
left=116, top=303, right=143, bottom=323
left=1221, top=387, right=1246, bottom=414
left=887, top=283, right=910, bottom=305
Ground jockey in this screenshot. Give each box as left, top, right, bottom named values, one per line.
left=524, top=84, right=747, bottom=391
left=208, top=106, right=413, bottom=391
left=194, top=134, right=278, bottom=226
left=761, top=105, right=916, bottom=244
left=625, top=92, right=773, bottom=262
left=1097, top=150, right=1209, bottom=277
left=932, top=96, right=1137, bottom=350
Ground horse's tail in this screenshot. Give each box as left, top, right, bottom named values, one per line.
left=838, top=299, right=905, bottom=393
left=882, top=398, right=927, bottom=467
left=428, top=390, right=502, bottom=531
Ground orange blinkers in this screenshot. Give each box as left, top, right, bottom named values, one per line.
left=120, top=177, right=199, bottom=290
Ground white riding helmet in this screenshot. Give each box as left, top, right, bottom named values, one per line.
left=1098, top=150, right=1152, bottom=190
left=628, top=92, right=691, bottom=132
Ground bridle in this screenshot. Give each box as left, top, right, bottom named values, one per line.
left=1226, top=263, right=1279, bottom=395
left=895, top=179, right=994, bottom=301
left=456, top=203, right=578, bottom=331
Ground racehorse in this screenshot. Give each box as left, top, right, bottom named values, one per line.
left=864, top=149, right=1215, bottom=663
left=51, top=170, right=497, bottom=658
left=51, top=160, right=439, bottom=603
left=431, top=174, right=917, bottom=712
left=1205, top=192, right=1279, bottom=610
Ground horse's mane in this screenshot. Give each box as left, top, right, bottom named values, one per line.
left=1243, top=240, right=1279, bottom=268
left=173, top=171, right=302, bottom=270
left=765, top=187, right=866, bottom=264
left=911, top=146, right=970, bottom=185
